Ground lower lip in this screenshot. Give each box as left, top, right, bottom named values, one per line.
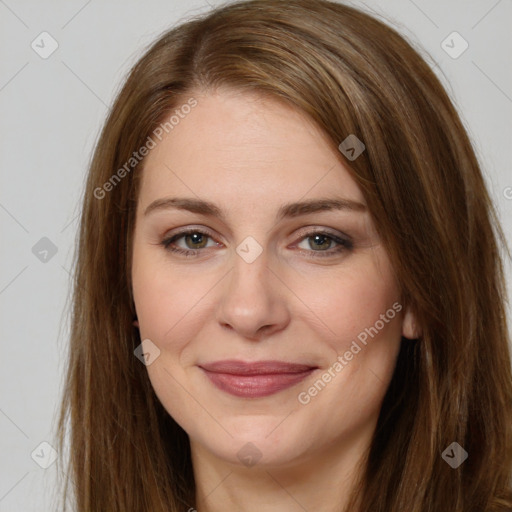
left=201, top=368, right=316, bottom=398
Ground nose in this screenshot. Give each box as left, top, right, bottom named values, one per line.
left=215, top=250, right=291, bottom=341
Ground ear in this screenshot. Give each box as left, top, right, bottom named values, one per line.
left=133, top=319, right=140, bottom=328
left=401, top=303, right=422, bottom=340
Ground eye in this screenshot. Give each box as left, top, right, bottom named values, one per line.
left=161, top=229, right=220, bottom=257
left=160, top=228, right=353, bottom=259
left=294, top=230, right=353, bottom=258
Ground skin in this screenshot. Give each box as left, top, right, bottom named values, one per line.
left=131, top=87, right=420, bottom=512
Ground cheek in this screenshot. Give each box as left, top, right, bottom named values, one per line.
left=291, top=255, right=402, bottom=435
left=293, top=251, right=402, bottom=356
left=132, top=240, right=184, bottom=333
left=131, top=256, right=208, bottom=426
left=131, top=246, right=219, bottom=360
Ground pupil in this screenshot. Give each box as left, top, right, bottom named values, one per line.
left=187, top=233, right=206, bottom=248
left=311, top=234, right=330, bottom=250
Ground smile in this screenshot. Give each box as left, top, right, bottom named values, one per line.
left=199, top=360, right=318, bottom=398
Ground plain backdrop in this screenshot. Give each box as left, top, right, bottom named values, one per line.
left=1, top=0, right=511, bottom=510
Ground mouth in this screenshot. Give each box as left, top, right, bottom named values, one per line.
left=198, top=360, right=318, bottom=398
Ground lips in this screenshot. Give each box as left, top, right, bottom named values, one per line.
left=199, top=360, right=318, bottom=398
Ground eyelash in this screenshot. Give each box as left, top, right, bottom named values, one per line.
left=160, top=228, right=353, bottom=259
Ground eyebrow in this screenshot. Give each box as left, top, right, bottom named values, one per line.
left=143, top=196, right=367, bottom=221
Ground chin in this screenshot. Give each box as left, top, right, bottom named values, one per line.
left=201, top=423, right=310, bottom=469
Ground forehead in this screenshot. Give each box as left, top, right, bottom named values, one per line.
left=138, top=88, right=364, bottom=210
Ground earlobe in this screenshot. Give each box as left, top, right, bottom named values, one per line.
left=133, top=318, right=139, bottom=328
left=401, top=304, right=421, bottom=340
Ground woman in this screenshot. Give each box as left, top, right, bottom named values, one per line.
left=56, top=0, right=512, bottom=510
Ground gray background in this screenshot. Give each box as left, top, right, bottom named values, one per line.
left=1, top=0, right=511, bottom=510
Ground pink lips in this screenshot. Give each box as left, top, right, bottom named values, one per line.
left=199, top=360, right=317, bottom=398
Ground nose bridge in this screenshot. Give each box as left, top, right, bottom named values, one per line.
left=229, top=231, right=271, bottom=294
left=215, top=243, right=289, bottom=338
left=232, top=244, right=269, bottom=292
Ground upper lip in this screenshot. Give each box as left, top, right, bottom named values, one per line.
left=199, top=360, right=317, bottom=375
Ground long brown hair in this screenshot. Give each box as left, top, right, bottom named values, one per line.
left=55, top=0, right=512, bottom=510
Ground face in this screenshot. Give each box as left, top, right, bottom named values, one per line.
left=131, top=88, right=418, bottom=469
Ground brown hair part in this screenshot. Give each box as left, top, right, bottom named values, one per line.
left=56, top=1, right=512, bottom=510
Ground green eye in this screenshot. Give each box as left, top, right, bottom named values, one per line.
left=161, top=229, right=353, bottom=258
left=295, top=232, right=353, bottom=258
left=162, top=229, right=216, bottom=256
left=182, top=232, right=208, bottom=249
